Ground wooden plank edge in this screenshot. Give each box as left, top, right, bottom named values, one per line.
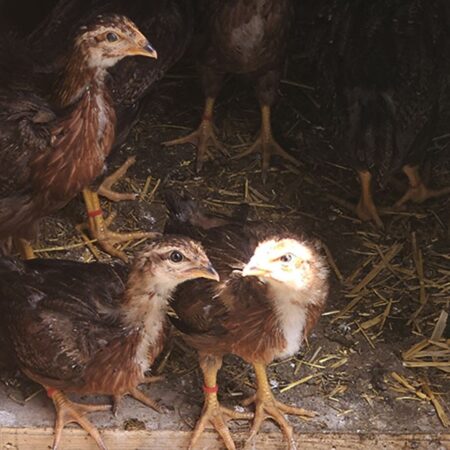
left=1, top=428, right=449, bottom=450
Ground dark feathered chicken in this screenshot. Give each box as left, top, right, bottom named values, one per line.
left=313, top=0, right=450, bottom=227
left=0, top=235, right=219, bottom=450
left=165, top=192, right=329, bottom=450
left=164, top=0, right=298, bottom=180
left=0, top=15, right=157, bottom=258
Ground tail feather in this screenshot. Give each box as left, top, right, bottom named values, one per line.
left=163, top=189, right=200, bottom=225
left=163, top=190, right=249, bottom=232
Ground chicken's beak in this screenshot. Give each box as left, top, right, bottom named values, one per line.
left=242, top=265, right=269, bottom=278
left=128, top=41, right=158, bottom=59
left=187, top=262, right=220, bottom=282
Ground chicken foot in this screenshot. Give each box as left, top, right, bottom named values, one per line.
left=395, top=164, right=450, bottom=208
left=46, top=387, right=110, bottom=450
left=111, top=375, right=165, bottom=415
left=235, top=104, right=299, bottom=182
left=242, top=362, right=316, bottom=450
left=162, top=97, right=228, bottom=172
left=97, top=156, right=138, bottom=202
left=80, top=189, right=159, bottom=262
left=355, top=170, right=384, bottom=228
left=189, top=354, right=253, bottom=450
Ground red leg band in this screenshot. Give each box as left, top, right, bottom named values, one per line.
left=46, top=388, right=57, bottom=398
left=202, top=114, right=212, bottom=122
left=88, top=209, right=103, bottom=218
left=203, top=385, right=219, bottom=394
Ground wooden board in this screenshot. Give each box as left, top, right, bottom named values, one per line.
left=1, top=428, right=449, bottom=450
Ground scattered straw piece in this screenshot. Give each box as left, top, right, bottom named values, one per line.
left=421, top=378, right=450, bottom=428
left=280, top=373, right=322, bottom=393
left=322, top=243, right=344, bottom=282
left=390, top=372, right=428, bottom=401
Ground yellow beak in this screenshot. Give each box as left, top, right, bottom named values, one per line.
left=242, top=265, right=269, bottom=278
left=188, top=263, right=220, bottom=282
left=128, top=42, right=158, bottom=59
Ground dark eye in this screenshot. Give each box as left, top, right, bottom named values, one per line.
left=169, top=251, right=183, bottom=263
left=280, top=254, right=293, bottom=263
left=106, top=32, right=118, bottom=42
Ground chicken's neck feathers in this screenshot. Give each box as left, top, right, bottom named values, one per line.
left=121, top=267, right=173, bottom=373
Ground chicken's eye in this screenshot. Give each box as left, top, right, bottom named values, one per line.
left=106, top=32, right=118, bottom=42
left=280, top=254, right=293, bottom=263
left=169, top=251, right=184, bottom=263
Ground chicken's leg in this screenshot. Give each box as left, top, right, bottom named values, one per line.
left=189, top=354, right=253, bottom=450
left=395, top=164, right=450, bottom=208
left=46, top=388, right=110, bottom=450
left=111, top=375, right=165, bottom=415
left=80, top=189, right=158, bottom=262
left=235, top=104, right=299, bottom=182
left=97, top=156, right=138, bottom=202
left=162, top=97, right=228, bottom=172
left=242, top=362, right=316, bottom=450
left=14, top=238, right=36, bottom=260
left=355, top=170, right=383, bottom=228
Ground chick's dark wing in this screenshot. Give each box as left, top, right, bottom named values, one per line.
left=0, top=90, right=55, bottom=200
left=0, top=258, right=128, bottom=386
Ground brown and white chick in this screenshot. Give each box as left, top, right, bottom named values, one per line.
left=165, top=192, right=329, bottom=450
left=0, top=14, right=157, bottom=260
left=0, top=235, right=219, bottom=450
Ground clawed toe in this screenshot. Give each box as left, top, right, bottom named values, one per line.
left=189, top=400, right=253, bottom=450
left=244, top=394, right=315, bottom=450
left=80, top=189, right=160, bottom=262
left=48, top=388, right=110, bottom=450
left=163, top=120, right=228, bottom=172
left=98, top=156, right=138, bottom=202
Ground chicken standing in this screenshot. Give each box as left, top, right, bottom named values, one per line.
left=25, top=0, right=194, bottom=259
left=164, top=0, right=298, bottom=180
left=313, top=0, right=450, bottom=227
left=165, top=192, right=329, bottom=450
left=0, top=235, right=219, bottom=450
left=0, top=14, right=158, bottom=258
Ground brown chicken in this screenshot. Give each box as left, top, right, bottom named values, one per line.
left=0, top=235, right=219, bottom=450
left=0, top=14, right=157, bottom=259
left=164, top=0, right=298, bottom=180
left=23, top=0, right=194, bottom=259
left=165, top=192, right=329, bottom=450
left=311, top=0, right=450, bottom=227
left=30, top=0, right=194, bottom=146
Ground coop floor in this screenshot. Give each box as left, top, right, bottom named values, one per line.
left=1, top=65, right=449, bottom=449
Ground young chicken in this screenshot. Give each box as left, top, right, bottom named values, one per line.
left=0, top=14, right=157, bottom=259
left=312, top=0, right=450, bottom=226
left=164, top=0, right=298, bottom=180
left=25, top=0, right=195, bottom=260
left=165, top=192, right=329, bottom=450
left=0, top=235, right=219, bottom=450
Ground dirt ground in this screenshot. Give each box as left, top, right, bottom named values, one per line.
left=1, top=50, right=449, bottom=446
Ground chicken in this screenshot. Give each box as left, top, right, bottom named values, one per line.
left=0, top=235, right=219, bottom=450
left=0, top=14, right=158, bottom=259
left=163, top=0, right=298, bottom=180
left=3, top=0, right=194, bottom=260
left=165, top=191, right=329, bottom=450
left=30, top=0, right=194, bottom=147
left=312, top=0, right=450, bottom=227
